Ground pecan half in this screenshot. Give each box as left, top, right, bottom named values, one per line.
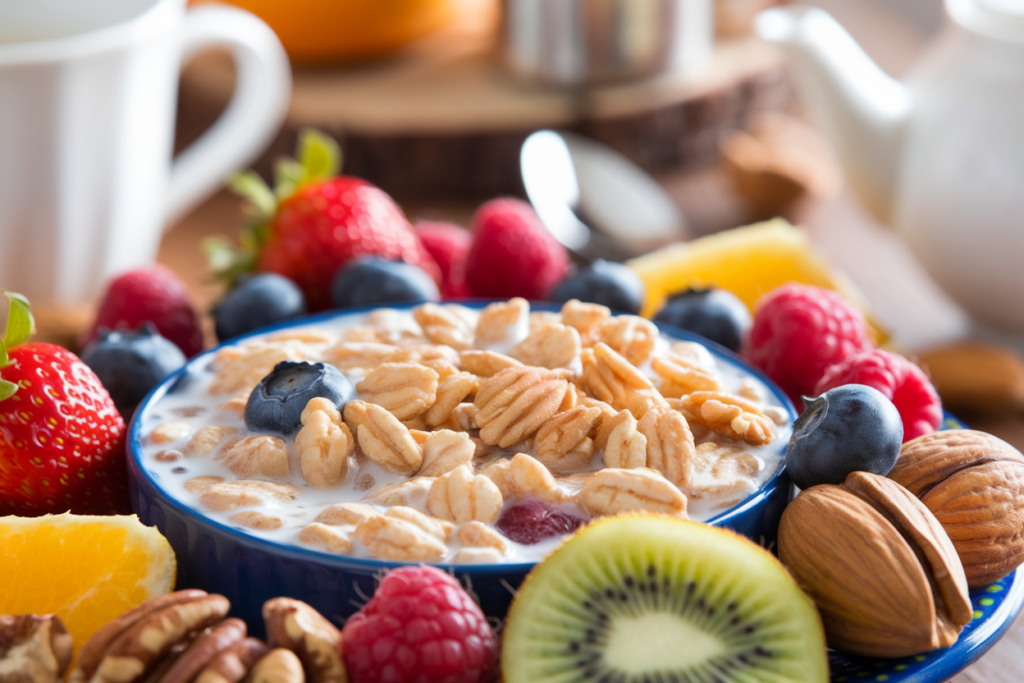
left=576, top=468, right=688, bottom=518
left=0, top=614, right=73, bottom=683
left=194, top=638, right=270, bottom=683
left=91, top=594, right=231, bottom=683
left=356, top=363, right=439, bottom=420
left=157, top=618, right=247, bottom=683
left=678, top=391, right=774, bottom=446
left=344, top=401, right=423, bottom=475
left=426, top=464, right=504, bottom=523
left=263, top=598, right=345, bottom=683
left=248, top=648, right=306, bottom=683
left=474, top=366, right=570, bottom=448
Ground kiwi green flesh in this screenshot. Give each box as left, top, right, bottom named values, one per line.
left=502, top=517, right=828, bottom=683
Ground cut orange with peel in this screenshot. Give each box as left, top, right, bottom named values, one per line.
left=0, top=513, right=176, bottom=652
left=627, top=219, right=886, bottom=342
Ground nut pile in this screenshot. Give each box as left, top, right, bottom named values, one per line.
left=142, top=298, right=789, bottom=563
left=0, top=591, right=344, bottom=683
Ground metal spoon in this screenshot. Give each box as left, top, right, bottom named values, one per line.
left=520, top=130, right=687, bottom=263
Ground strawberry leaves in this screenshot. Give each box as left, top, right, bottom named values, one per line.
left=204, top=129, right=342, bottom=288
left=1, top=290, right=35, bottom=400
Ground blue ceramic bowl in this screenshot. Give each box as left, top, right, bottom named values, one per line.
left=127, top=300, right=796, bottom=637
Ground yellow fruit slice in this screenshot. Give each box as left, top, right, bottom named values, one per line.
left=0, top=514, right=176, bottom=652
left=627, top=219, right=884, bottom=340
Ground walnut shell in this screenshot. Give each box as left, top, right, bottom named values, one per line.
left=890, top=429, right=1024, bottom=586
left=779, top=471, right=971, bottom=658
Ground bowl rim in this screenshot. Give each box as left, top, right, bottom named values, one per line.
left=127, top=298, right=797, bottom=573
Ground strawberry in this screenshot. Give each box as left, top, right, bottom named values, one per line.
left=206, top=130, right=439, bottom=311
left=1, top=292, right=130, bottom=516
left=82, top=266, right=205, bottom=358
left=465, top=198, right=569, bottom=300
left=414, top=220, right=472, bottom=298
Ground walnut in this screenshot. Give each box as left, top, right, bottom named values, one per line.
left=185, top=426, right=239, bottom=457
left=457, top=521, right=508, bottom=553
left=534, top=405, right=602, bottom=471
left=217, top=435, right=290, bottom=479
left=474, top=366, right=570, bottom=448
left=356, top=363, right=439, bottom=420
left=295, top=401, right=354, bottom=490
left=354, top=515, right=447, bottom=561
left=678, top=391, right=774, bottom=446
left=576, top=468, right=688, bottom=518
left=638, top=406, right=697, bottom=487
left=298, top=524, right=353, bottom=555
left=458, top=350, right=523, bottom=377
left=344, top=401, right=422, bottom=475
left=596, top=315, right=658, bottom=365
left=426, top=464, right=504, bottom=523
left=413, top=303, right=474, bottom=350
left=511, top=324, right=581, bottom=369
left=480, top=453, right=565, bottom=504
left=474, top=297, right=529, bottom=349
left=0, top=614, right=73, bottom=683
left=418, top=430, right=475, bottom=477
left=424, top=372, right=479, bottom=427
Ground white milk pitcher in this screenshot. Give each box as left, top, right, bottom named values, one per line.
left=0, top=0, right=291, bottom=304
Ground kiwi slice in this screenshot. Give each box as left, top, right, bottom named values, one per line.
left=502, top=516, right=828, bottom=683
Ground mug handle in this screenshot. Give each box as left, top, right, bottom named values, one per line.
left=165, top=4, right=292, bottom=225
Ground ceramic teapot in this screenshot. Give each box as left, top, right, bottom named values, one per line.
left=756, top=0, right=1024, bottom=334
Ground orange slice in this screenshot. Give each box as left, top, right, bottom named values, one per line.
left=0, top=513, right=176, bottom=652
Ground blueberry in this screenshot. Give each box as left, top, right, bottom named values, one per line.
left=549, top=260, right=645, bottom=314
left=80, top=325, right=186, bottom=419
left=786, top=384, right=904, bottom=490
left=244, top=361, right=355, bottom=435
left=330, top=258, right=439, bottom=309
left=215, top=273, right=307, bottom=341
left=653, top=287, right=751, bottom=352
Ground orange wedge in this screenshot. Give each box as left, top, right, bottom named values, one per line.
left=627, top=218, right=886, bottom=342
left=0, top=514, right=176, bottom=652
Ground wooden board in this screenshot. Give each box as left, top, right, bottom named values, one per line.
left=176, top=9, right=796, bottom=199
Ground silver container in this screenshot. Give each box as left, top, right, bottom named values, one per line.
left=501, top=0, right=713, bottom=85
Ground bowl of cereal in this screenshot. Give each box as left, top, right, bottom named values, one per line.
left=127, top=298, right=795, bottom=633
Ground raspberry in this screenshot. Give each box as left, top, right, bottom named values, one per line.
left=814, top=349, right=942, bottom=442
left=83, top=266, right=204, bottom=358
left=495, top=499, right=584, bottom=545
left=465, top=199, right=568, bottom=300
left=414, top=221, right=472, bottom=298
left=743, top=284, right=874, bottom=407
left=341, top=566, right=498, bottom=683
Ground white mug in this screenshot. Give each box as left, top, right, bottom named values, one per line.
left=0, top=0, right=291, bottom=304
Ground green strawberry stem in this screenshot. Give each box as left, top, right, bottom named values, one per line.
left=0, top=290, right=35, bottom=400
left=204, top=129, right=342, bottom=289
